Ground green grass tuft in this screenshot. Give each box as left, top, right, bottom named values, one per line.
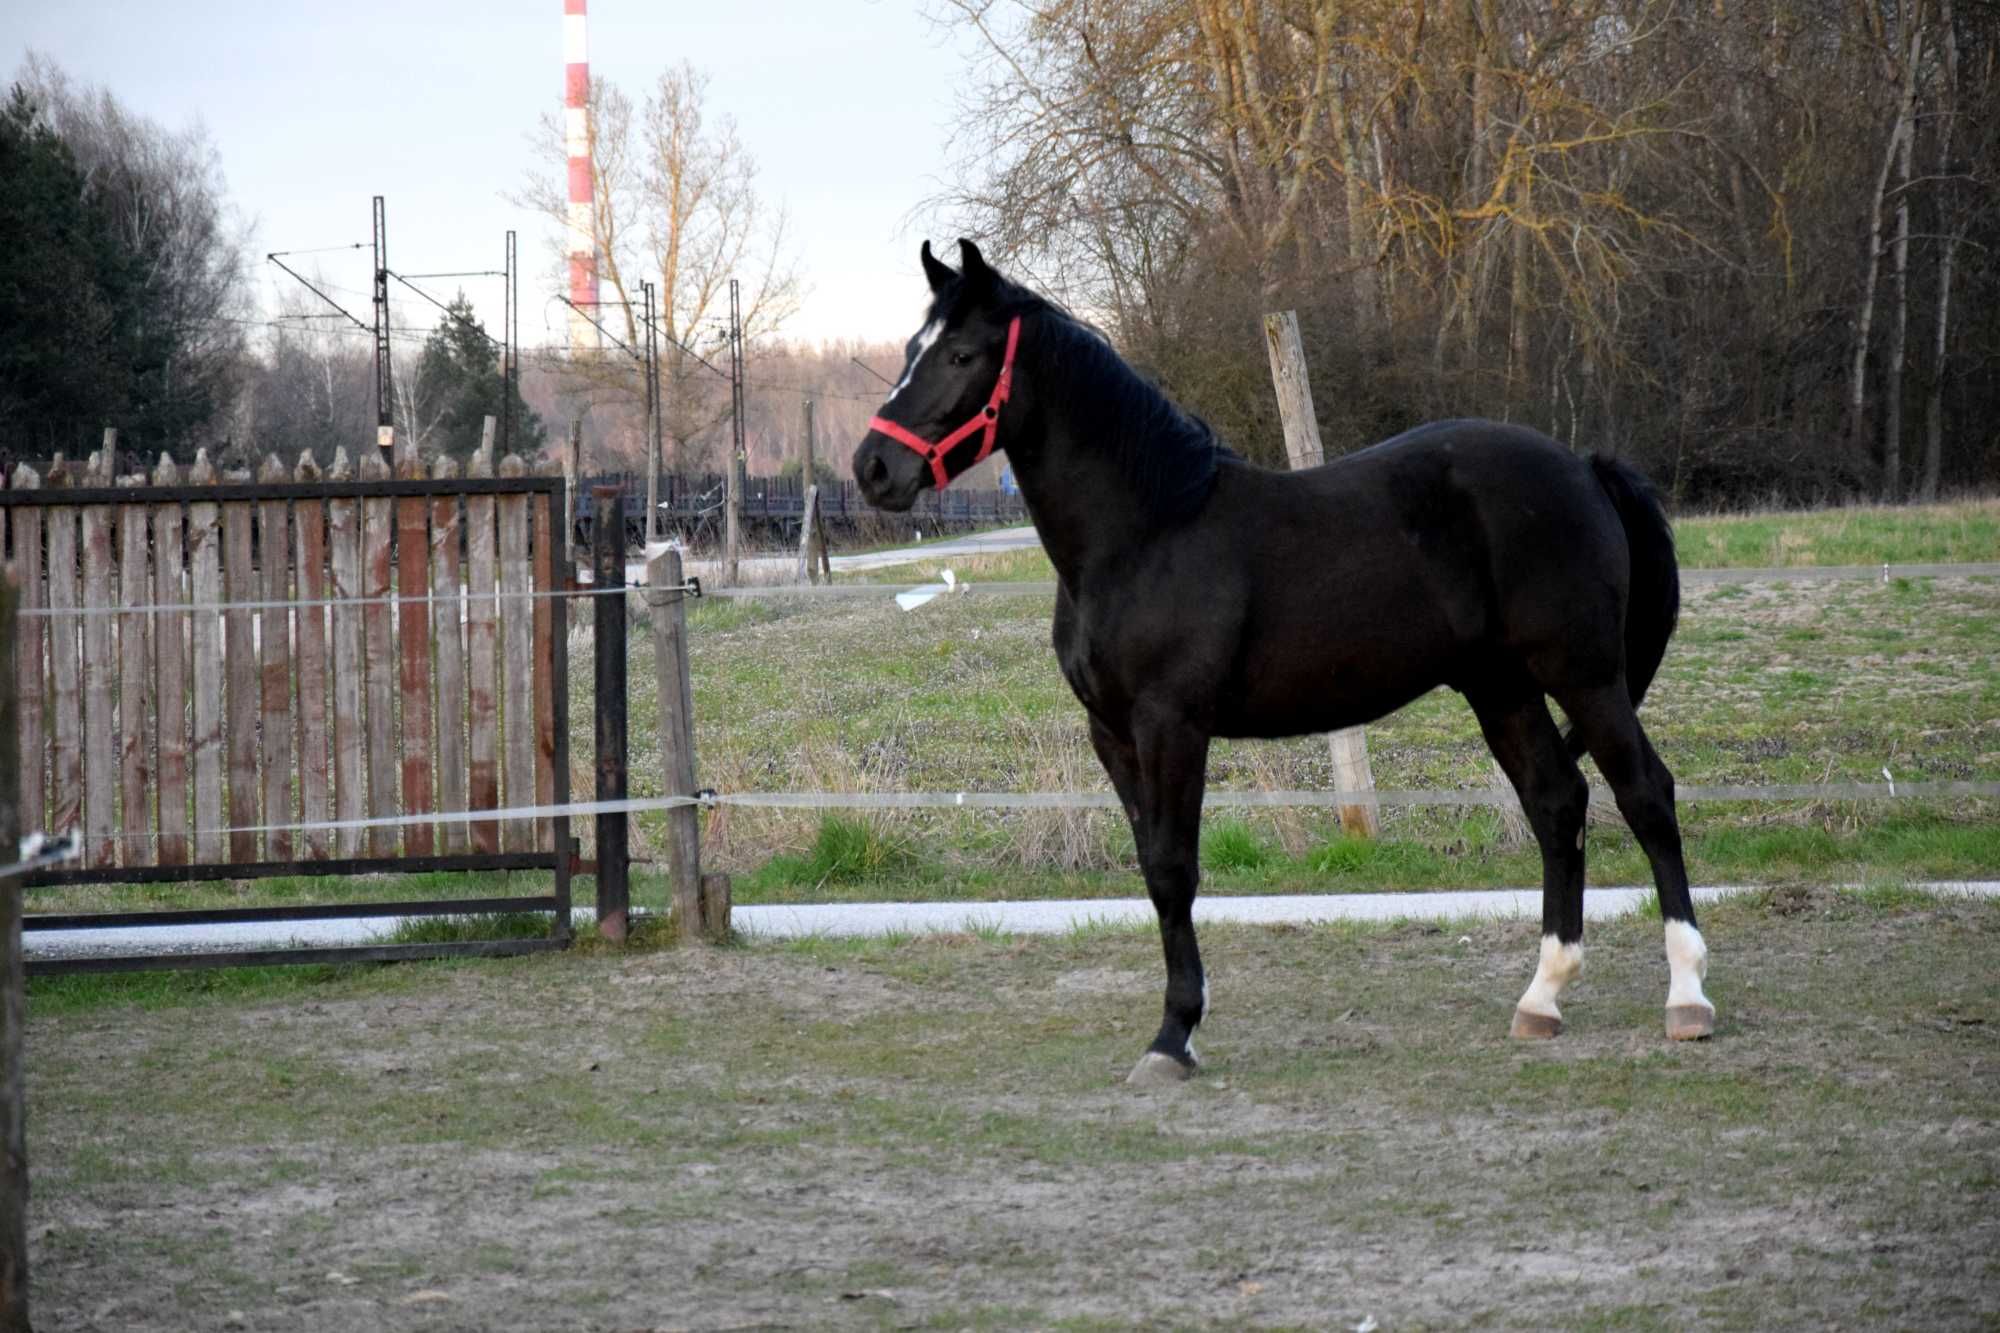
left=751, top=815, right=913, bottom=890
left=383, top=911, right=563, bottom=946
left=1200, top=819, right=1271, bottom=872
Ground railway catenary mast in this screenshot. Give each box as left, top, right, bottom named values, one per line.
left=563, top=0, right=600, bottom=350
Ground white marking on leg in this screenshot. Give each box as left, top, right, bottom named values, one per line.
left=885, top=319, right=944, bottom=403
left=1664, top=920, right=1711, bottom=1010
left=1200, top=976, right=1210, bottom=1024
left=1516, top=933, right=1583, bottom=1020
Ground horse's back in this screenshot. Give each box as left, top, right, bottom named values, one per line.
left=1201, top=420, right=1635, bottom=731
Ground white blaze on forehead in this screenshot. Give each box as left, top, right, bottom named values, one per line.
left=886, top=318, right=945, bottom=405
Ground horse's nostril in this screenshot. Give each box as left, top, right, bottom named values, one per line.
left=860, top=451, right=887, bottom=487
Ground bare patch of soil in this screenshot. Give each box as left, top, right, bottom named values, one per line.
left=23, top=894, right=2000, bottom=1330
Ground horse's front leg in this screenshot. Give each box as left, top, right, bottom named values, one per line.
left=1107, top=712, right=1209, bottom=1086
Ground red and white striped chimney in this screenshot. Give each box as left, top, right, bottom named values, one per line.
left=564, top=0, right=600, bottom=350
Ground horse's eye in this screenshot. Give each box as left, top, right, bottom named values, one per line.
left=950, top=351, right=974, bottom=367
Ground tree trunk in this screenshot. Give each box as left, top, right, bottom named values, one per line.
left=1921, top=0, right=1960, bottom=503
left=1921, top=235, right=1956, bottom=502
left=1848, top=104, right=1903, bottom=463
left=1883, top=21, right=1923, bottom=501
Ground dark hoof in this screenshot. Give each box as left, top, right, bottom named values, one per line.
left=1510, top=1008, right=1564, bottom=1040
left=1126, top=1051, right=1196, bottom=1086
left=1666, top=1003, right=1715, bottom=1041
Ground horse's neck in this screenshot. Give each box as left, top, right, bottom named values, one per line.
left=1010, top=332, right=1209, bottom=590
left=1011, top=417, right=1155, bottom=592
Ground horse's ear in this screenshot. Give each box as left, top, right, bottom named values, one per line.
left=957, top=238, right=996, bottom=296
left=921, top=240, right=956, bottom=294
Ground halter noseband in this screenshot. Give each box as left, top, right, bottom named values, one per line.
left=867, top=316, right=1022, bottom=490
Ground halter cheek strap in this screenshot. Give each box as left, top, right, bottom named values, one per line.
left=868, top=316, right=1022, bottom=490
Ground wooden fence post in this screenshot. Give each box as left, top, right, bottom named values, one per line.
left=9, top=465, right=45, bottom=858
left=563, top=417, right=581, bottom=569
left=0, top=573, right=31, bottom=1333
left=646, top=547, right=718, bottom=939
left=591, top=486, right=630, bottom=942
left=796, top=485, right=820, bottom=585
left=1263, top=310, right=1380, bottom=837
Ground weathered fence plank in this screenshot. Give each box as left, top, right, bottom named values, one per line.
left=256, top=458, right=295, bottom=861
left=221, top=487, right=260, bottom=862
left=151, top=458, right=189, bottom=867
left=497, top=456, right=534, bottom=855
left=292, top=455, right=330, bottom=860
left=117, top=481, right=154, bottom=866
left=80, top=489, right=118, bottom=866
left=8, top=467, right=45, bottom=844
left=429, top=458, right=468, bottom=855
left=326, top=451, right=366, bottom=859
left=396, top=458, right=435, bottom=856
left=359, top=454, right=398, bottom=856
left=45, top=461, right=82, bottom=853
left=531, top=483, right=557, bottom=853
left=186, top=454, right=225, bottom=863
left=464, top=447, right=501, bottom=854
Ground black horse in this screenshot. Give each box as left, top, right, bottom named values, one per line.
left=853, top=240, right=1714, bottom=1085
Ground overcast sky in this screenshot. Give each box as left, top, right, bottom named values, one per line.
left=10, top=0, right=980, bottom=348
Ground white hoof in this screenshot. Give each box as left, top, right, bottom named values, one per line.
left=1125, top=1051, right=1196, bottom=1086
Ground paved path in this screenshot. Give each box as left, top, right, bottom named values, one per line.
left=25, top=883, right=1999, bottom=964
left=631, top=531, right=2000, bottom=595
left=623, top=525, right=1041, bottom=586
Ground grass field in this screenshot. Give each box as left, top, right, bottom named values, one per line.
left=27, top=499, right=1996, bottom=920
left=634, top=546, right=1998, bottom=908
left=23, top=887, right=1999, bottom=1329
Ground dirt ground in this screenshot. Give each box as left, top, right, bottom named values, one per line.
left=22, top=888, right=2000, bottom=1330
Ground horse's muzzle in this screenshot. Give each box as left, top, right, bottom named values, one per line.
left=851, top=434, right=924, bottom=512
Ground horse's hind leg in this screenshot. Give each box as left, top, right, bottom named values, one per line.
left=1098, top=711, right=1210, bottom=1085
left=1558, top=684, right=1715, bottom=1041
left=1470, top=691, right=1589, bottom=1038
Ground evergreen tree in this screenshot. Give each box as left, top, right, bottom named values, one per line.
left=0, top=86, right=133, bottom=453
left=411, top=294, right=547, bottom=460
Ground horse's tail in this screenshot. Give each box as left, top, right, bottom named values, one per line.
left=1567, top=455, right=1681, bottom=759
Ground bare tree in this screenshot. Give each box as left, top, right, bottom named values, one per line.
left=518, top=63, right=802, bottom=472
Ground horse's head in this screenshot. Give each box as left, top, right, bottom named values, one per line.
left=852, top=239, right=1024, bottom=512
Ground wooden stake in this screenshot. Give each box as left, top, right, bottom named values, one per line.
left=1263, top=310, right=1379, bottom=837
left=646, top=548, right=706, bottom=938
left=563, top=416, right=581, bottom=569
left=0, top=573, right=30, bottom=1333
left=591, top=486, right=629, bottom=942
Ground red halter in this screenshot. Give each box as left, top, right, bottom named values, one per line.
left=867, top=316, right=1022, bottom=490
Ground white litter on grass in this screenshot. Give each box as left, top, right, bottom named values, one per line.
left=896, top=567, right=963, bottom=611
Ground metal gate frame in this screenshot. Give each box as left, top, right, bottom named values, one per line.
left=4, top=473, right=574, bottom=975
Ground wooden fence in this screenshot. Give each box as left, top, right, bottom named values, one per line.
left=1, top=447, right=572, bottom=901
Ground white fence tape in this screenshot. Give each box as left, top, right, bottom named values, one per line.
left=48, top=778, right=2000, bottom=846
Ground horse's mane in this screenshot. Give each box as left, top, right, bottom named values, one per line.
left=937, top=276, right=1236, bottom=526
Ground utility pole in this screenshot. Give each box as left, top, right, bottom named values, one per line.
left=642, top=279, right=662, bottom=546
left=725, top=277, right=746, bottom=584
left=502, top=229, right=517, bottom=455
left=372, top=195, right=395, bottom=468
